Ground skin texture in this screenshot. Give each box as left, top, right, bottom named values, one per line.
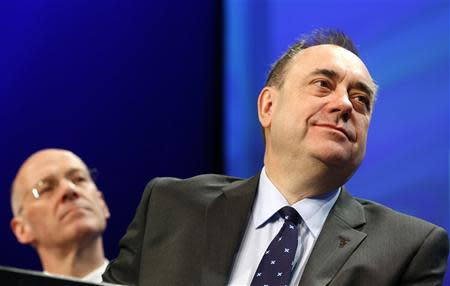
left=10, top=149, right=110, bottom=278
left=258, top=44, right=376, bottom=204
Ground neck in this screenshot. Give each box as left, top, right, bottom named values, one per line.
left=264, top=152, right=350, bottom=204
left=37, top=236, right=105, bottom=278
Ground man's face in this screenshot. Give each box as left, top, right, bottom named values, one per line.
left=260, top=45, right=375, bottom=173
left=11, top=150, right=110, bottom=249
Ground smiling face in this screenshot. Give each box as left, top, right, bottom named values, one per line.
left=259, top=44, right=376, bottom=176
left=10, top=149, right=110, bottom=250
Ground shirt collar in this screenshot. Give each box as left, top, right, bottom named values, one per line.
left=44, top=259, right=109, bottom=282
left=81, top=259, right=109, bottom=282
left=253, top=167, right=340, bottom=238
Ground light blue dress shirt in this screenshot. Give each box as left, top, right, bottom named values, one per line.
left=228, top=167, right=340, bottom=286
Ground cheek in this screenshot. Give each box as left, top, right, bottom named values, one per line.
left=354, top=117, right=370, bottom=150
left=276, top=97, right=314, bottom=124
left=86, top=194, right=107, bottom=219
left=24, top=202, right=50, bottom=220
left=24, top=208, right=54, bottom=235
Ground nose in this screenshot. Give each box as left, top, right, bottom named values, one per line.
left=328, top=88, right=353, bottom=122
left=59, top=179, right=79, bottom=202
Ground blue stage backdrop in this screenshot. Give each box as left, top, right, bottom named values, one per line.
left=224, top=0, right=449, bottom=282
left=0, top=0, right=449, bottom=282
left=0, top=0, right=222, bottom=271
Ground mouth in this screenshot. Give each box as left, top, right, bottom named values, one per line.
left=314, top=123, right=354, bottom=141
left=59, top=204, right=91, bottom=221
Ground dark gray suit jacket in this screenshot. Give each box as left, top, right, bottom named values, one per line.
left=103, top=174, right=449, bottom=286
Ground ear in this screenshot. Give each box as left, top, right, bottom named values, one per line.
left=96, top=191, right=111, bottom=219
left=10, top=217, right=35, bottom=245
left=258, top=86, right=277, bottom=128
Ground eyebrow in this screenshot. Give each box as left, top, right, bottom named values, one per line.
left=353, top=81, right=375, bottom=99
left=311, top=68, right=339, bottom=80
left=65, top=168, right=87, bottom=176
left=310, top=68, right=375, bottom=99
left=35, top=168, right=88, bottom=184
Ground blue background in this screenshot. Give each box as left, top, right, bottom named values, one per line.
left=0, top=0, right=222, bottom=271
left=223, top=0, right=449, bottom=282
left=1, top=0, right=449, bottom=283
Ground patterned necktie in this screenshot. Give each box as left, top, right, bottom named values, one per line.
left=250, top=206, right=301, bottom=286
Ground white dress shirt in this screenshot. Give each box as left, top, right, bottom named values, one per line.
left=228, top=168, right=340, bottom=286
left=44, top=259, right=108, bottom=283
left=81, top=259, right=109, bottom=283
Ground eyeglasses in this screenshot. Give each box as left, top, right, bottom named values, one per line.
left=31, top=175, right=88, bottom=199
left=17, top=168, right=98, bottom=214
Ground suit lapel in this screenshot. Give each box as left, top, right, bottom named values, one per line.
left=201, top=175, right=259, bottom=286
left=299, top=188, right=367, bottom=286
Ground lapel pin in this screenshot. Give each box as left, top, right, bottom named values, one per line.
left=339, top=237, right=349, bottom=248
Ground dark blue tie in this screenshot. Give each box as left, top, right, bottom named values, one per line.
left=250, top=206, right=301, bottom=286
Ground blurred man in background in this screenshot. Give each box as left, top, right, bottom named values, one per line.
left=10, top=149, right=110, bottom=283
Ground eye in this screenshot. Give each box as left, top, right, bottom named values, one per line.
left=35, top=180, right=57, bottom=197
left=40, top=186, right=54, bottom=194
left=313, top=79, right=332, bottom=89
left=71, top=175, right=88, bottom=185
left=351, top=94, right=371, bottom=112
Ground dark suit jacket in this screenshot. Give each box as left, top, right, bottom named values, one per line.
left=103, top=174, right=449, bottom=286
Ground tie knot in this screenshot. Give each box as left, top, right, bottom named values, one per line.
left=278, top=206, right=300, bottom=225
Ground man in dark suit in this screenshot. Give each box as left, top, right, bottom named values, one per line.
left=103, top=29, right=449, bottom=285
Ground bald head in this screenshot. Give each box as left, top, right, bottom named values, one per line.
left=10, top=149, right=109, bottom=276
left=11, top=149, right=89, bottom=216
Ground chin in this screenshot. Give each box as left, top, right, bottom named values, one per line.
left=314, top=150, right=363, bottom=181
left=66, top=219, right=106, bottom=238
left=309, top=142, right=353, bottom=165
left=316, top=154, right=352, bottom=167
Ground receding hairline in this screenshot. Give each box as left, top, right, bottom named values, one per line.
left=10, top=148, right=87, bottom=216
left=271, top=44, right=378, bottom=96
left=265, top=29, right=360, bottom=85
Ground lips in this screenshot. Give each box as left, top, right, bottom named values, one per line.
left=59, top=202, right=91, bottom=220
left=314, top=123, right=356, bottom=141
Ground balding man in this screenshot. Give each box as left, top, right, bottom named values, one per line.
left=103, top=29, right=448, bottom=286
left=10, top=149, right=110, bottom=283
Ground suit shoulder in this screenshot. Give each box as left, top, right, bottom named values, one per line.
left=143, top=174, right=247, bottom=200
left=355, top=197, right=447, bottom=238
left=140, top=174, right=250, bottom=221
left=148, top=174, right=244, bottom=189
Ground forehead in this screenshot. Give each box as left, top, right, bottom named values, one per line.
left=285, top=44, right=374, bottom=86
left=18, top=151, right=88, bottom=188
